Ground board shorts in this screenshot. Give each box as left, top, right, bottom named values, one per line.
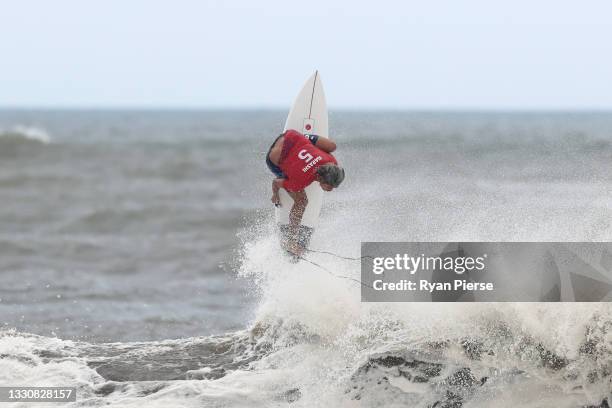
left=266, top=134, right=286, bottom=178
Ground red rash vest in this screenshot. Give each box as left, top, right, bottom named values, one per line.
left=279, top=129, right=337, bottom=192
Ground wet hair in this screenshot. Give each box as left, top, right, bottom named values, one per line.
left=316, top=163, right=345, bottom=188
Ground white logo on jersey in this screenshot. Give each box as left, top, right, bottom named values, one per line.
left=302, top=156, right=322, bottom=172
left=298, top=148, right=322, bottom=172
left=298, top=149, right=313, bottom=162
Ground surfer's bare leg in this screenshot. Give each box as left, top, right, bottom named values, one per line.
left=286, top=190, right=308, bottom=256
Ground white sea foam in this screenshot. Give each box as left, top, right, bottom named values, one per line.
left=1, top=209, right=610, bottom=407
left=231, top=214, right=610, bottom=406
left=0, top=125, right=51, bottom=144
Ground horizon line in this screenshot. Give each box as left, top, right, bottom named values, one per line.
left=1, top=105, right=612, bottom=113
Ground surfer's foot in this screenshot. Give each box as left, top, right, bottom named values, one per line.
left=285, top=250, right=300, bottom=263
left=287, top=240, right=304, bottom=257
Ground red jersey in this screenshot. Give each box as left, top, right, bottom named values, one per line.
left=279, top=129, right=337, bottom=192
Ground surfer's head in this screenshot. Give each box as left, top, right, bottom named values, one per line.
left=316, top=164, right=345, bottom=191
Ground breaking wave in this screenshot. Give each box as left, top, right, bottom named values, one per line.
left=4, top=222, right=610, bottom=407
left=0, top=125, right=51, bottom=144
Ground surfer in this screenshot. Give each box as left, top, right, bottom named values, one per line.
left=266, top=129, right=345, bottom=255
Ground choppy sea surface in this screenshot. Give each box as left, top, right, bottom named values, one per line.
left=0, top=110, right=611, bottom=407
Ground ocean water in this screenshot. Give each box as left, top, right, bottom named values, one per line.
left=1, top=110, right=611, bottom=407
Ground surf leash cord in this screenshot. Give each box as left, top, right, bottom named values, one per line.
left=297, top=254, right=370, bottom=289
left=305, top=248, right=374, bottom=262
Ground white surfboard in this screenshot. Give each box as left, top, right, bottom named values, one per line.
left=275, top=71, right=328, bottom=229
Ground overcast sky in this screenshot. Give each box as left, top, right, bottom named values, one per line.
left=1, top=0, right=611, bottom=109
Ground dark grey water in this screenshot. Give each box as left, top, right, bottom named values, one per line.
left=1, top=110, right=611, bottom=407
left=0, top=110, right=285, bottom=341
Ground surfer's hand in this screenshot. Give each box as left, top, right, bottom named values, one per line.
left=271, top=192, right=280, bottom=206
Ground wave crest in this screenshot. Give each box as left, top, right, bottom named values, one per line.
left=0, top=125, right=51, bottom=145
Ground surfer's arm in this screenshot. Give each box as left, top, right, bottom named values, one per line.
left=312, top=136, right=336, bottom=153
